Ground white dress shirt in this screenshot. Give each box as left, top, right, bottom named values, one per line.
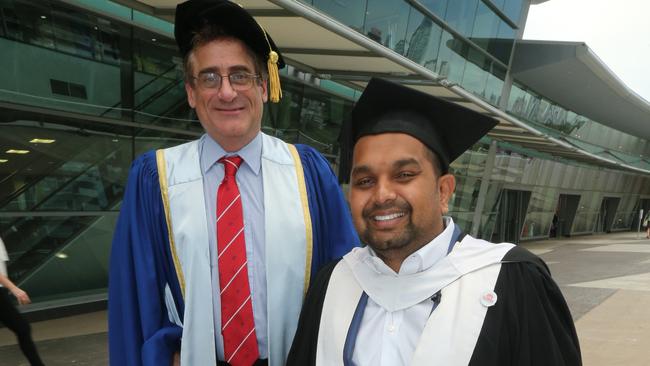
left=200, top=133, right=268, bottom=359
left=352, top=219, right=455, bottom=366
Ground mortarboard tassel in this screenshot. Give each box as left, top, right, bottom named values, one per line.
left=267, top=50, right=282, bottom=103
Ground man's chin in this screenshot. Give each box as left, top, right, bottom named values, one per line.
left=364, top=233, right=411, bottom=252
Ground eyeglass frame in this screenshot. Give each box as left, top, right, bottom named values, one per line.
left=190, top=71, right=263, bottom=91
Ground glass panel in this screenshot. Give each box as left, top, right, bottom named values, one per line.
left=443, top=0, right=479, bottom=38
left=461, top=47, right=489, bottom=98
left=506, top=82, right=650, bottom=159
left=436, top=30, right=468, bottom=84
left=404, top=7, right=443, bottom=70
left=490, top=20, right=515, bottom=64
left=490, top=0, right=506, bottom=8
left=501, top=0, right=523, bottom=25
left=0, top=120, right=132, bottom=213
left=263, top=76, right=355, bottom=162
left=449, top=176, right=481, bottom=212
left=478, top=182, right=503, bottom=238
left=471, top=1, right=499, bottom=52
left=298, top=83, right=354, bottom=159
left=312, top=0, right=367, bottom=32
left=17, top=214, right=115, bottom=302
left=418, top=0, right=449, bottom=19
left=484, top=62, right=505, bottom=105
left=364, top=0, right=411, bottom=55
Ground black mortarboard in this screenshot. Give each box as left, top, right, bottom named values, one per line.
left=174, top=0, right=285, bottom=102
left=339, top=78, right=498, bottom=182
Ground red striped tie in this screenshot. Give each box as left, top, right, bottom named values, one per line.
left=217, top=156, right=259, bottom=366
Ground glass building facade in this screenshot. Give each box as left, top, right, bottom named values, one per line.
left=0, top=0, right=649, bottom=307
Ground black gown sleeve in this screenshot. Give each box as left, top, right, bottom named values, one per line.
left=470, top=246, right=582, bottom=366
left=286, top=259, right=340, bottom=366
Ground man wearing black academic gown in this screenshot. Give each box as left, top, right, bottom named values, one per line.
left=287, top=78, right=581, bottom=366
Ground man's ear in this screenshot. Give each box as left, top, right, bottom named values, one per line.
left=438, top=174, right=456, bottom=214
left=185, top=82, right=196, bottom=108
left=260, top=77, right=268, bottom=103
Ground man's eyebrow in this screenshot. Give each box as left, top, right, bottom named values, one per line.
left=350, top=165, right=372, bottom=177
left=351, top=159, right=420, bottom=176
left=393, top=158, right=420, bottom=169
left=197, top=65, right=252, bottom=74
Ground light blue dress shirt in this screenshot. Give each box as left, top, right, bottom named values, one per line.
left=199, top=133, right=268, bottom=359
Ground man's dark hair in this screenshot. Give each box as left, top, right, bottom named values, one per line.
left=423, top=146, right=448, bottom=177
left=183, top=24, right=267, bottom=85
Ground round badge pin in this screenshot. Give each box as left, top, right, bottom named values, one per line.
left=480, top=291, right=498, bottom=307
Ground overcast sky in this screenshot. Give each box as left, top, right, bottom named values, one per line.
left=523, top=0, right=650, bottom=102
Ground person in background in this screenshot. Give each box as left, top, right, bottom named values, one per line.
left=0, top=235, right=45, bottom=366
left=108, top=1, right=358, bottom=365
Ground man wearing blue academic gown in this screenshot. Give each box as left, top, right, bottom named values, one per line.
left=107, top=1, right=358, bottom=365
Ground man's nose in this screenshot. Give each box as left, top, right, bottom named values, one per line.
left=217, top=76, right=237, bottom=101
left=373, top=179, right=397, bottom=204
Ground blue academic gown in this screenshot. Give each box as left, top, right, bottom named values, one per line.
left=108, top=134, right=358, bottom=366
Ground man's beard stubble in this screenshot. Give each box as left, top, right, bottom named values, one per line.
left=360, top=200, right=418, bottom=253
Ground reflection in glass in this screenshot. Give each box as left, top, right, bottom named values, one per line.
left=418, top=0, right=449, bottom=19
left=312, top=0, right=367, bottom=31
left=443, top=0, right=478, bottom=38
left=471, top=1, right=499, bottom=52
left=502, top=0, right=523, bottom=25
left=437, top=31, right=467, bottom=83
left=404, top=9, right=443, bottom=69
left=364, top=0, right=411, bottom=55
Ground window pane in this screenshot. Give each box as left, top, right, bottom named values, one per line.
left=364, top=0, right=411, bottom=55
left=418, top=0, right=449, bottom=19
left=437, top=30, right=468, bottom=83
left=312, top=0, right=367, bottom=31
left=502, top=0, right=523, bottom=24
left=443, top=0, right=479, bottom=38
left=471, top=1, right=499, bottom=52
left=461, top=48, right=489, bottom=98
left=404, top=8, right=443, bottom=70
left=489, top=20, right=515, bottom=64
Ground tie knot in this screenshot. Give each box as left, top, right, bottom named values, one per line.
left=219, top=155, right=243, bottom=177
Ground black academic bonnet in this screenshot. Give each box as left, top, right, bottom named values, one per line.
left=338, top=78, right=499, bottom=183
left=174, top=0, right=285, bottom=67
left=174, top=0, right=285, bottom=101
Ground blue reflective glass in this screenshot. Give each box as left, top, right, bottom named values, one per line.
left=471, top=1, right=499, bottom=52
left=490, top=0, right=506, bottom=8
left=461, top=48, right=489, bottom=98
left=444, top=0, right=479, bottom=38
left=404, top=8, right=444, bottom=69
left=436, top=31, right=467, bottom=83
left=489, top=20, right=515, bottom=64
left=485, top=63, right=505, bottom=105
left=364, top=0, right=411, bottom=55
left=502, top=0, right=523, bottom=24
left=418, top=0, right=449, bottom=19
left=312, top=0, right=367, bottom=31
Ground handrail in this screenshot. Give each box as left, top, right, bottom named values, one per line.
left=99, top=62, right=179, bottom=117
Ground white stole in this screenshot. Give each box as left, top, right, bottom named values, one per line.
left=159, top=134, right=310, bottom=366
left=316, top=236, right=514, bottom=365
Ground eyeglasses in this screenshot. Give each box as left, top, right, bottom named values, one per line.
left=192, top=71, right=261, bottom=91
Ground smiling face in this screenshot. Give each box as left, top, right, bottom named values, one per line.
left=349, top=133, right=455, bottom=264
left=185, top=37, right=268, bottom=152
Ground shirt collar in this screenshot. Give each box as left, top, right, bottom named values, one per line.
left=200, top=133, right=262, bottom=175
left=366, top=217, right=455, bottom=276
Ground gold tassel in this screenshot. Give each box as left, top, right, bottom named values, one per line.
left=267, top=50, right=282, bottom=103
